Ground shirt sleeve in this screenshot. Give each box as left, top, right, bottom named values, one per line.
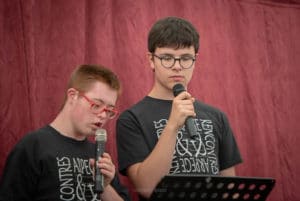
left=116, top=110, right=152, bottom=176
left=218, top=112, right=243, bottom=170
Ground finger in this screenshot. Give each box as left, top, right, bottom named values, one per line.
left=89, top=158, right=95, bottom=165
left=98, top=159, right=115, bottom=170
left=101, top=168, right=115, bottom=178
left=101, top=152, right=111, bottom=159
left=100, top=162, right=115, bottom=179
left=100, top=163, right=116, bottom=175
left=99, top=157, right=113, bottom=165
left=174, top=99, right=195, bottom=113
left=175, top=91, right=193, bottom=100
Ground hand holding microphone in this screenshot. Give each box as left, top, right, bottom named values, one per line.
left=172, top=83, right=198, bottom=139
left=94, top=128, right=116, bottom=193
left=94, top=128, right=107, bottom=193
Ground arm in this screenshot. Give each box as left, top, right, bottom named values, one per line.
left=218, top=111, right=243, bottom=176
left=100, top=185, right=124, bottom=201
left=127, top=92, right=195, bottom=198
left=127, top=124, right=178, bottom=198
left=220, top=166, right=236, bottom=176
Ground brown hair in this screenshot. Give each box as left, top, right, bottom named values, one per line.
left=68, top=64, right=120, bottom=93
left=61, top=64, right=121, bottom=108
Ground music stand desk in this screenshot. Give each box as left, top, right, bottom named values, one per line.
left=149, top=174, right=275, bottom=201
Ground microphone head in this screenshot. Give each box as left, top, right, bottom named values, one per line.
left=95, top=128, right=107, bottom=142
left=173, top=83, right=186, bottom=97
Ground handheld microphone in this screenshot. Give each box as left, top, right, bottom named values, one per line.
left=94, top=128, right=107, bottom=193
left=172, top=83, right=198, bottom=139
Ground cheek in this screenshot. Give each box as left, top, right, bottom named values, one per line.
left=154, top=69, right=165, bottom=82
left=71, top=110, right=91, bottom=134
left=72, top=106, right=87, bottom=123
left=186, top=69, right=195, bottom=82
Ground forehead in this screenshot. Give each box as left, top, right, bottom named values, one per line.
left=85, top=81, right=118, bottom=106
left=155, top=46, right=195, bottom=55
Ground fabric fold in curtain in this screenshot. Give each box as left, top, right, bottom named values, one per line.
left=0, top=1, right=299, bottom=201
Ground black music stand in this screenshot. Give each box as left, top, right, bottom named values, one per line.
left=149, top=174, right=275, bottom=201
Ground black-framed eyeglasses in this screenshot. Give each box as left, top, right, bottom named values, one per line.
left=79, top=93, right=118, bottom=119
left=152, top=54, right=196, bottom=69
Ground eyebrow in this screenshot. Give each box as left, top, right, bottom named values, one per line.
left=93, top=98, right=115, bottom=108
left=159, top=53, right=195, bottom=57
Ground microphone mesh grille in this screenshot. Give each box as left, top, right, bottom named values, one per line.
left=173, top=83, right=185, bottom=97
left=95, top=129, right=107, bottom=142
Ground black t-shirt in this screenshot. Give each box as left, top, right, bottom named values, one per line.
left=0, top=125, right=130, bottom=201
left=117, top=96, right=242, bottom=176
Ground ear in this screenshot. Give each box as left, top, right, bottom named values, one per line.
left=147, top=52, right=155, bottom=71
left=67, top=88, right=78, bottom=101
left=195, top=53, right=199, bottom=61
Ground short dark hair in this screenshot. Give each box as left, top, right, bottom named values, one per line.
left=148, top=16, right=200, bottom=53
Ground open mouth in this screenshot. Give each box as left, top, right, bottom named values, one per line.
left=94, top=122, right=102, bottom=128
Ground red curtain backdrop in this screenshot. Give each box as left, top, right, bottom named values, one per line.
left=1, top=0, right=299, bottom=201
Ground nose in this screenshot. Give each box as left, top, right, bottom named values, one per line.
left=96, top=108, right=109, bottom=119
left=172, top=58, right=182, bottom=70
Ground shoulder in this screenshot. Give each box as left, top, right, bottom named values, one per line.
left=195, top=100, right=225, bottom=115
left=118, top=97, right=149, bottom=119
left=194, top=100, right=230, bottom=123
left=16, top=126, right=48, bottom=143
left=119, top=96, right=171, bottom=118
left=4, top=126, right=54, bottom=167
left=123, top=96, right=172, bottom=113
left=14, top=125, right=57, bottom=151
left=19, top=125, right=55, bottom=141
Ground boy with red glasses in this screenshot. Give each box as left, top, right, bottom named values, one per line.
left=0, top=64, right=130, bottom=201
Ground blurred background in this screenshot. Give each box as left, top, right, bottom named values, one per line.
left=0, top=0, right=299, bottom=200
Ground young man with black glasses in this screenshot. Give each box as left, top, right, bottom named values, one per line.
left=0, top=64, right=131, bottom=201
left=116, top=17, right=242, bottom=200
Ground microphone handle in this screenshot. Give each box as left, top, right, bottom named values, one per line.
left=95, top=140, right=105, bottom=193
left=172, top=83, right=199, bottom=139
left=185, top=116, right=198, bottom=139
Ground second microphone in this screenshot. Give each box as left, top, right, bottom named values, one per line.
left=173, top=83, right=198, bottom=139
